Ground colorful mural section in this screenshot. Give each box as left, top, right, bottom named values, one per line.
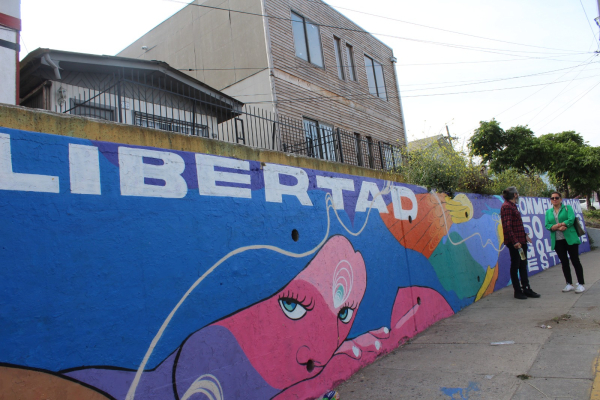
left=0, top=128, right=590, bottom=400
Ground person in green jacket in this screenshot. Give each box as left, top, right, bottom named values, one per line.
left=544, top=191, right=585, bottom=293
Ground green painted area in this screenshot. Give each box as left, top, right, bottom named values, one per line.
left=428, top=232, right=485, bottom=299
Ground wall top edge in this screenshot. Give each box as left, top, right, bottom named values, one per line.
left=0, top=104, right=401, bottom=182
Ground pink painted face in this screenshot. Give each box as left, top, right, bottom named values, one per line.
left=217, top=235, right=367, bottom=390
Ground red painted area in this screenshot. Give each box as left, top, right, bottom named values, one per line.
left=0, top=12, right=21, bottom=31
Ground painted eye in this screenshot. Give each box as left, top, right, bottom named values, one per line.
left=279, top=298, right=308, bottom=320
left=338, top=307, right=354, bottom=324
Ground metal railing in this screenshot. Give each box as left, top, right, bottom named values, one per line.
left=60, top=69, right=402, bottom=171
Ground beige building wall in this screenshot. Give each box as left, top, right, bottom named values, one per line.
left=118, top=0, right=272, bottom=99
left=119, top=0, right=405, bottom=147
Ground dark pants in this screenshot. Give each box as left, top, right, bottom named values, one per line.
left=555, top=239, right=585, bottom=285
left=508, top=243, right=530, bottom=293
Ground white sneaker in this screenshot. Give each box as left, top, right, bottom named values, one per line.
left=562, top=284, right=574, bottom=292
left=575, top=284, right=585, bottom=293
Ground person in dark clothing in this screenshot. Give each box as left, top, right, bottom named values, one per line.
left=500, top=186, right=541, bottom=300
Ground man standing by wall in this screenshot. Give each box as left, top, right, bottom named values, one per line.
left=500, top=186, right=541, bottom=300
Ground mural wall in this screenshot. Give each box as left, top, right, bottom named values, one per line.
left=0, top=127, right=590, bottom=400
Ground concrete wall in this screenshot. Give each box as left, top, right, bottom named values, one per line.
left=0, top=0, right=20, bottom=105
left=0, top=105, right=590, bottom=400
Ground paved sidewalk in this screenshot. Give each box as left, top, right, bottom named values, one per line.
left=337, top=250, right=600, bottom=400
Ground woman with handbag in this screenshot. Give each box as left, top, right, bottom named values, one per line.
left=544, top=191, right=585, bottom=293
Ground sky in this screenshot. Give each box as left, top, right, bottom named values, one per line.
left=19, top=0, right=600, bottom=147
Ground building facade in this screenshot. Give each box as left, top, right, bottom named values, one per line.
left=119, top=0, right=406, bottom=167
left=19, top=49, right=244, bottom=141
left=0, top=0, right=21, bottom=105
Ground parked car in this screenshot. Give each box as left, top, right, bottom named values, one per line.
left=579, top=198, right=600, bottom=211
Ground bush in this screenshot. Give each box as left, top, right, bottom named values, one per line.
left=488, top=169, right=549, bottom=197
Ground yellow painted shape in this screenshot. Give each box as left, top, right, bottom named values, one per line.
left=475, top=265, right=494, bottom=302
left=592, top=353, right=600, bottom=400
left=445, top=194, right=474, bottom=224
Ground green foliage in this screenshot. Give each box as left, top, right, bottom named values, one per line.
left=469, top=122, right=600, bottom=198
left=469, top=120, right=541, bottom=174
left=398, top=141, right=467, bottom=195
left=487, top=169, right=549, bottom=197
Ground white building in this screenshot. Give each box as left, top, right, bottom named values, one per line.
left=0, top=0, right=20, bottom=105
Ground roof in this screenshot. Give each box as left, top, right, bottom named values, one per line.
left=408, top=135, right=452, bottom=152
left=19, top=48, right=244, bottom=111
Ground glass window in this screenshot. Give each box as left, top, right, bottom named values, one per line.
left=291, top=12, right=324, bottom=67
left=373, top=60, right=387, bottom=100
left=364, top=55, right=387, bottom=100
left=334, top=37, right=345, bottom=80
left=346, top=44, right=356, bottom=81
left=303, top=118, right=336, bottom=161
left=291, top=12, right=308, bottom=62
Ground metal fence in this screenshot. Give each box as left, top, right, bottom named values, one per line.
left=61, top=70, right=402, bottom=171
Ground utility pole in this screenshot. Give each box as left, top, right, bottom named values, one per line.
left=596, top=0, right=600, bottom=43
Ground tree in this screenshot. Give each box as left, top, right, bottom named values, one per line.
left=468, top=120, right=542, bottom=175
left=539, top=132, right=600, bottom=199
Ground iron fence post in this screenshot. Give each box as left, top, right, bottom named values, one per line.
left=117, top=79, right=123, bottom=123
left=336, top=128, right=344, bottom=163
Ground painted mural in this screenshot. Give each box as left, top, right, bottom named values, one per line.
left=0, top=127, right=590, bottom=400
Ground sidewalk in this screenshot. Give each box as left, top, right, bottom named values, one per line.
left=337, top=250, right=600, bottom=400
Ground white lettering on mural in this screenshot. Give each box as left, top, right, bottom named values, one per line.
left=316, top=176, right=354, bottom=210
left=519, top=198, right=528, bottom=215
left=119, top=147, right=187, bottom=198
left=390, top=185, right=418, bottom=221
left=69, top=144, right=101, bottom=195
left=355, top=181, right=389, bottom=214
left=196, top=154, right=251, bottom=199
left=0, top=133, right=59, bottom=193
left=264, top=164, right=312, bottom=206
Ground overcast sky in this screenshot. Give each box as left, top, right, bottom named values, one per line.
left=19, top=0, right=600, bottom=147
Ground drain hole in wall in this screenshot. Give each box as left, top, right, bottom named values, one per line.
left=306, top=359, right=315, bottom=372
left=292, top=229, right=299, bottom=242
left=417, top=297, right=421, bottom=305
left=477, top=275, right=481, bottom=282
left=408, top=215, right=413, bottom=223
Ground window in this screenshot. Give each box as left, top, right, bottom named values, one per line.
left=346, top=44, right=356, bottom=81
left=133, top=111, right=208, bottom=137
left=291, top=12, right=324, bottom=67
left=69, top=99, right=115, bottom=121
left=303, top=118, right=337, bottom=161
left=364, top=55, right=387, bottom=100
left=333, top=37, right=344, bottom=80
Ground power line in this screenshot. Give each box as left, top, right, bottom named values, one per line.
left=526, top=56, right=598, bottom=125
left=535, top=79, right=600, bottom=130
left=495, top=54, right=598, bottom=118
left=401, top=63, right=600, bottom=92
left=175, top=52, right=595, bottom=75
left=302, top=0, right=586, bottom=53
left=164, top=0, right=596, bottom=58
left=239, top=73, right=600, bottom=104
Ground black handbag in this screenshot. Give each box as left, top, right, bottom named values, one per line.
left=574, top=217, right=585, bottom=237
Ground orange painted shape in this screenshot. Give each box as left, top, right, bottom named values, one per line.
left=381, top=192, right=453, bottom=258
left=0, top=365, right=111, bottom=400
